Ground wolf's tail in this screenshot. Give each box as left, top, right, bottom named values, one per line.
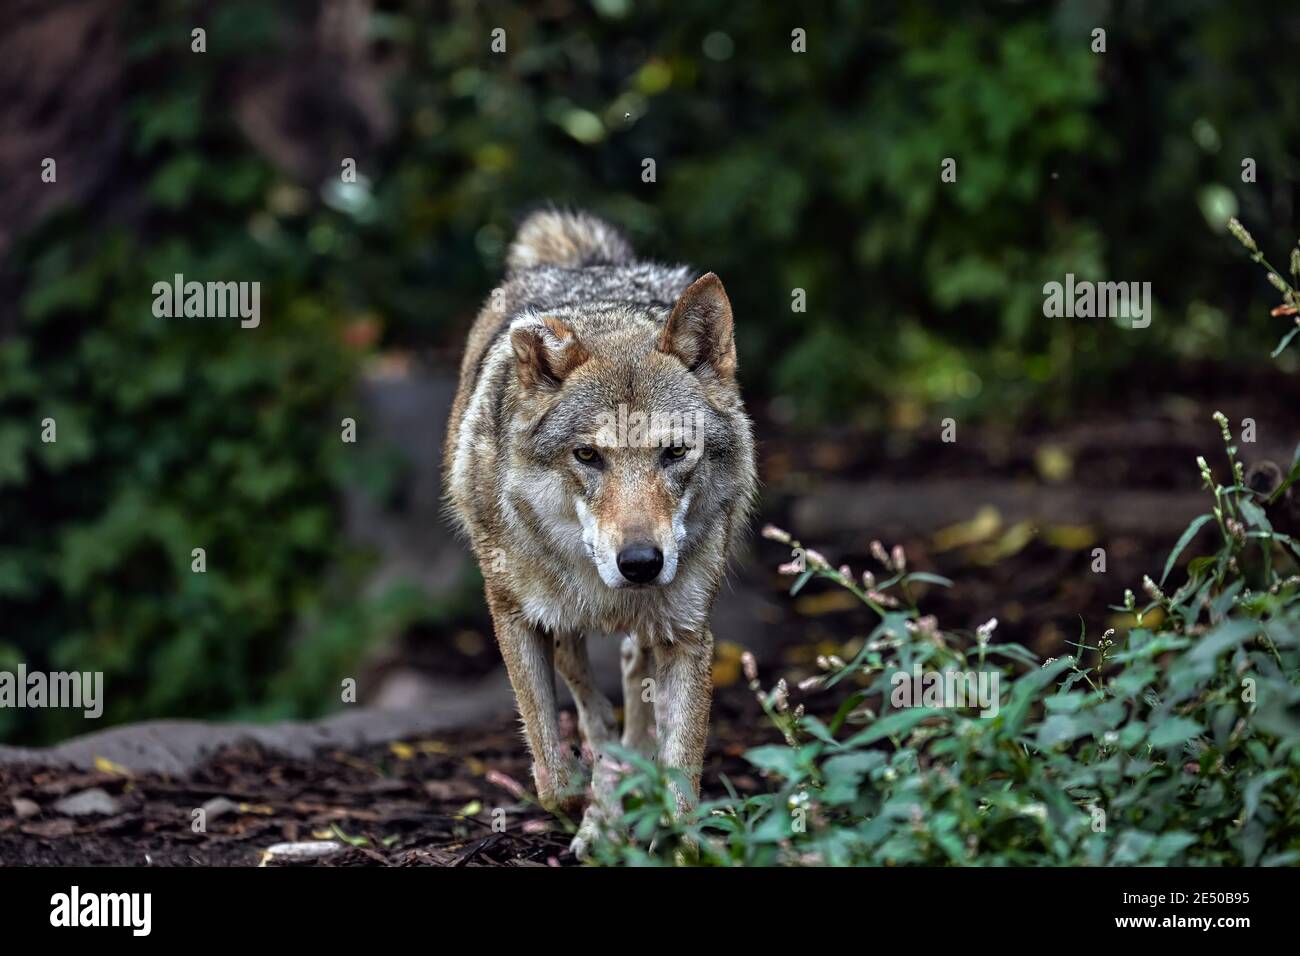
left=505, top=208, right=633, bottom=274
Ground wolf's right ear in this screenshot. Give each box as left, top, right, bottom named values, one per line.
left=510, top=316, right=590, bottom=390
left=659, top=272, right=736, bottom=380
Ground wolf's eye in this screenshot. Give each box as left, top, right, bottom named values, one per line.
left=574, top=445, right=601, bottom=466
left=663, top=444, right=689, bottom=464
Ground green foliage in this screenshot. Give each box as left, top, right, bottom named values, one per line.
left=0, top=3, right=384, bottom=742
left=361, top=1, right=1300, bottom=422
left=5, top=0, right=1300, bottom=745
left=590, top=421, right=1300, bottom=866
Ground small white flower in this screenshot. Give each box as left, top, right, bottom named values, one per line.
left=771, top=678, right=789, bottom=713
left=761, top=524, right=792, bottom=544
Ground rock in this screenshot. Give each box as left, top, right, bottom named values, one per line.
left=262, top=841, right=343, bottom=863
left=371, top=668, right=440, bottom=710
left=52, top=787, right=119, bottom=817
left=200, top=797, right=240, bottom=820
left=12, top=797, right=40, bottom=819
left=20, top=817, right=76, bottom=838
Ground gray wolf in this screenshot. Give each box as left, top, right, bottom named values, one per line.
left=443, top=209, right=757, bottom=856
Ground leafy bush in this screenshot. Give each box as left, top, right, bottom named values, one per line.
left=368, top=1, right=1300, bottom=422
left=590, top=424, right=1299, bottom=864
left=0, top=5, right=386, bottom=743
left=585, top=234, right=1300, bottom=866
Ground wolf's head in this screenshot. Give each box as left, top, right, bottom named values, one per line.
left=506, top=273, right=753, bottom=590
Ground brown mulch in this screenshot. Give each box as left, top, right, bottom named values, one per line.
left=0, top=704, right=772, bottom=867
left=0, top=720, right=571, bottom=867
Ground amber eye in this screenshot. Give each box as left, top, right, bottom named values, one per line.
left=574, top=445, right=601, bottom=465
left=663, top=444, right=689, bottom=463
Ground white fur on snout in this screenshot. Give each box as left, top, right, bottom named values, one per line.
left=658, top=489, right=691, bottom=585
left=574, top=497, right=626, bottom=588
left=575, top=495, right=684, bottom=589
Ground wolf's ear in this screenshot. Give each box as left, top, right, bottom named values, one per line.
left=510, top=316, right=590, bottom=390
left=659, top=272, right=736, bottom=380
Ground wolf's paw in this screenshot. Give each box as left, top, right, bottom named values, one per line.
left=674, top=834, right=701, bottom=865
left=569, top=804, right=605, bottom=861
left=568, top=753, right=626, bottom=860
left=540, top=790, right=586, bottom=820
left=534, top=761, right=586, bottom=819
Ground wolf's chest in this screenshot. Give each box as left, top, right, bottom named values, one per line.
left=513, top=565, right=708, bottom=643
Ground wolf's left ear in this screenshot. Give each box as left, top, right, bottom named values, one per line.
left=510, top=316, right=590, bottom=390
left=659, top=272, right=736, bottom=380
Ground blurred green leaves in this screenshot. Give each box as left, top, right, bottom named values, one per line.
left=4, top=0, right=1300, bottom=743
left=354, top=1, right=1298, bottom=422
left=0, top=3, right=376, bottom=743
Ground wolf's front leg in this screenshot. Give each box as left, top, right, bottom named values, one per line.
left=554, top=632, right=616, bottom=757
left=652, top=627, right=715, bottom=813
left=620, top=633, right=656, bottom=753
left=488, top=592, right=577, bottom=815
left=555, top=632, right=620, bottom=860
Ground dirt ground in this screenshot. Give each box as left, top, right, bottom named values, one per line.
left=0, top=722, right=578, bottom=866
left=0, top=704, right=774, bottom=867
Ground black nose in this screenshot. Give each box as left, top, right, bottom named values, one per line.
left=617, top=542, right=664, bottom=584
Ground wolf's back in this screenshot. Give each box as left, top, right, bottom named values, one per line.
left=505, top=208, right=634, bottom=274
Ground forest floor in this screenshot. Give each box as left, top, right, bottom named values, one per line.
left=0, top=705, right=776, bottom=867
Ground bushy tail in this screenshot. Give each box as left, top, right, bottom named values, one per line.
left=506, top=208, right=633, bottom=274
